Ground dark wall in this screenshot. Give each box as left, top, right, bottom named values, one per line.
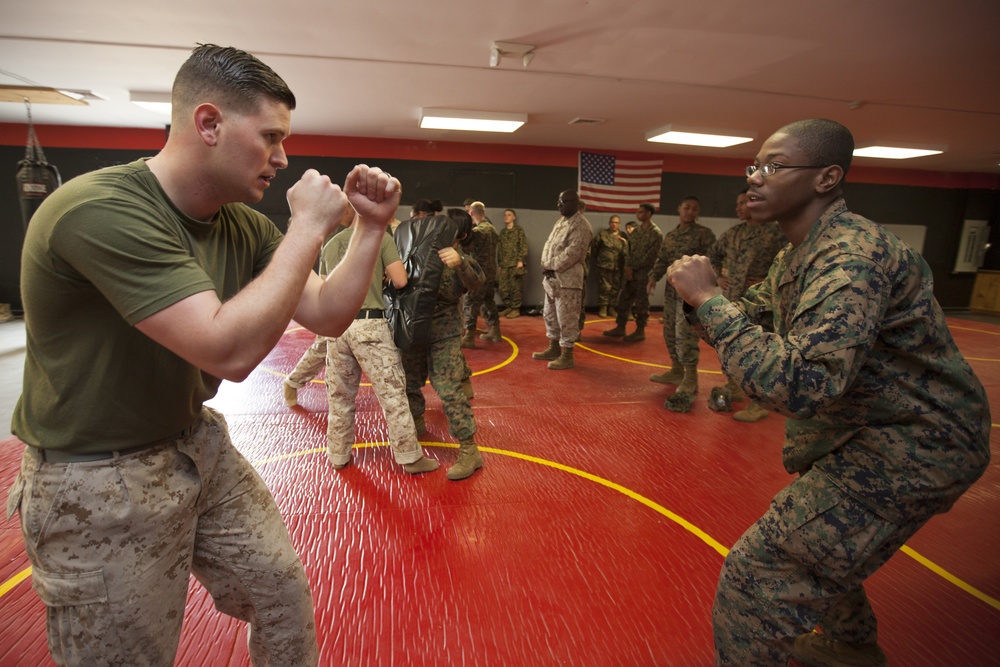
left=2, top=144, right=997, bottom=311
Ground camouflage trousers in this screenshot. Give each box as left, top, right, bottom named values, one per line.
left=401, top=335, right=477, bottom=442
left=595, top=267, right=622, bottom=308
left=713, top=469, right=932, bottom=667
left=286, top=334, right=327, bottom=388
left=6, top=407, right=318, bottom=667
left=662, top=296, right=701, bottom=367
left=325, top=318, right=422, bottom=466
left=497, top=266, right=524, bottom=311
left=614, top=275, right=651, bottom=326
left=542, top=276, right=583, bottom=348
left=464, top=281, right=501, bottom=330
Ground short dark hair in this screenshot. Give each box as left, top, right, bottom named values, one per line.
left=639, top=203, right=655, bottom=214
left=411, top=199, right=443, bottom=216
left=172, top=44, right=295, bottom=119
left=447, top=207, right=474, bottom=241
left=680, top=195, right=700, bottom=205
left=777, top=118, right=855, bottom=176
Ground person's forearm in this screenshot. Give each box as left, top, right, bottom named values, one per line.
left=181, top=224, right=326, bottom=381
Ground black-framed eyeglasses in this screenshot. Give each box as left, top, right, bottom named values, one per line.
left=745, top=163, right=829, bottom=178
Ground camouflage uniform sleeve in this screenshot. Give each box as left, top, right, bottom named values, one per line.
left=518, top=227, right=528, bottom=263
left=648, top=238, right=670, bottom=283
left=708, top=230, right=729, bottom=276
left=695, top=252, right=888, bottom=420
left=456, top=251, right=485, bottom=292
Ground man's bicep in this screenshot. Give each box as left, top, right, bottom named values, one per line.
left=134, top=290, right=224, bottom=364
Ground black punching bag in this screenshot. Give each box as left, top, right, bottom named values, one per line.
left=16, top=119, right=61, bottom=230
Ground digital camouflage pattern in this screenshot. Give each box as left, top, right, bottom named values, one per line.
left=286, top=335, right=327, bottom=388
left=540, top=211, right=593, bottom=346
left=690, top=199, right=991, bottom=665
left=709, top=221, right=788, bottom=301
left=591, top=228, right=628, bottom=308
left=463, top=220, right=500, bottom=330
left=402, top=252, right=483, bottom=441
left=497, top=223, right=528, bottom=311
left=325, top=318, right=423, bottom=466
left=613, top=221, right=662, bottom=326
left=8, top=407, right=318, bottom=666
left=649, top=222, right=715, bottom=366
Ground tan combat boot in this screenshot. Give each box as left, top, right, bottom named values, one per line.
left=460, top=329, right=476, bottom=349
left=622, top=325, right=645, bottom=342
left=282, top=380, right=298, bottom=407
left=603, top=323, right=626, bottom=337
left=650, top=367, right=684, bottom=385
left=480, top=323, right=502, bottom=342
left=676, top=365, right=699, bottom=395
left=598, top=306, right=608, bottom=318
left=547, top=347, right=575, bottom=370
left=403, top=456, right=440, bottom=475
left=532, top=339, right=561, bottom=361
left=733, top=401, right=769, bottom=422
left=447, top=440, right=484, bottom=480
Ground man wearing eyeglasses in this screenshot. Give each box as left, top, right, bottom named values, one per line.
left=667, top=119, right=990, bottom=667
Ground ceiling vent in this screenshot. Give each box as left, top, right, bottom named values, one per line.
left=569, top=117, right=606, bottom=125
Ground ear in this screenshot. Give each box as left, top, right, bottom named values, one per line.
left=193, top=103, right=223, bottom=147
left=815, top=165, right=844, bottom=195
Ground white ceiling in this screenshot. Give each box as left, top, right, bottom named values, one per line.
left=2, top=0, right=999, bottom=175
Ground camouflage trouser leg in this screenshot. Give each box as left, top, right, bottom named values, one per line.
left=673, top=298, right=701, bottom=367
left=463, top=288, right=485, bottom=331
left=596, top=268, right=617, bottom=307
left=614, top=277, right=651, bottom=326
left=713, top=469, right=929, bottom=667
left=427, top=336, right=477, bottom=441
left=10, top=407, right=317, bottom=667
left=498, top=267, right=523, bottom=310
left=401, top=346, right=429, bottom=420
left=542, top=277, right=583, bottom=348
left=479, top=281, right=501, bottom=326
left=325, top=319, right=421, bottom=466
left=286, top=335, right=327, bottom=388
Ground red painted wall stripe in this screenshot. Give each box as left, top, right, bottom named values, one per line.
left=2, top=123, right=997, bottom=190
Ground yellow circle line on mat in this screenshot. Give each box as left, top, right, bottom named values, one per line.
left=950, top=325, right=1000, bottom=336
left=257, top=328, right=518, bottom=386
left=3, top=442, right=997, bottom=614
left=250, top=441, right=1000, bottom=612
left=574, top=342, right=723, bottom=375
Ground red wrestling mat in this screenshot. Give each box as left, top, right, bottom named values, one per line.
left=1, top=314, right=998, bottom=665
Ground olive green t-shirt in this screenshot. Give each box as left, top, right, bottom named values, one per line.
left=13, top=159, right=282, bottom=453
left=322, top=227, right=400, bottom=311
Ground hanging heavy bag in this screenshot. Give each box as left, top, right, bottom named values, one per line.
left=17, top=158, right=61, bottom=230
left=16, top=102, right=62, bottom=230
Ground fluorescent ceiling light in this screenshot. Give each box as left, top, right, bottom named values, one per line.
left=646, top=125, right=754, bottom=148
left=852, top=145, right=943, bottom=160
left=420, top=108, right=526, bottom=133
left=130, top=90, right=172, bottom=115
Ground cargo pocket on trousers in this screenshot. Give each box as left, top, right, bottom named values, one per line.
left=31, top=565, right=110, bottom=607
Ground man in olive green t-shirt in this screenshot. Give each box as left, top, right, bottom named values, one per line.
left=7, top=44, right=401, bottom=667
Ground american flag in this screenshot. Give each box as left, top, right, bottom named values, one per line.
left=578, top=151, right=663, bottom=212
